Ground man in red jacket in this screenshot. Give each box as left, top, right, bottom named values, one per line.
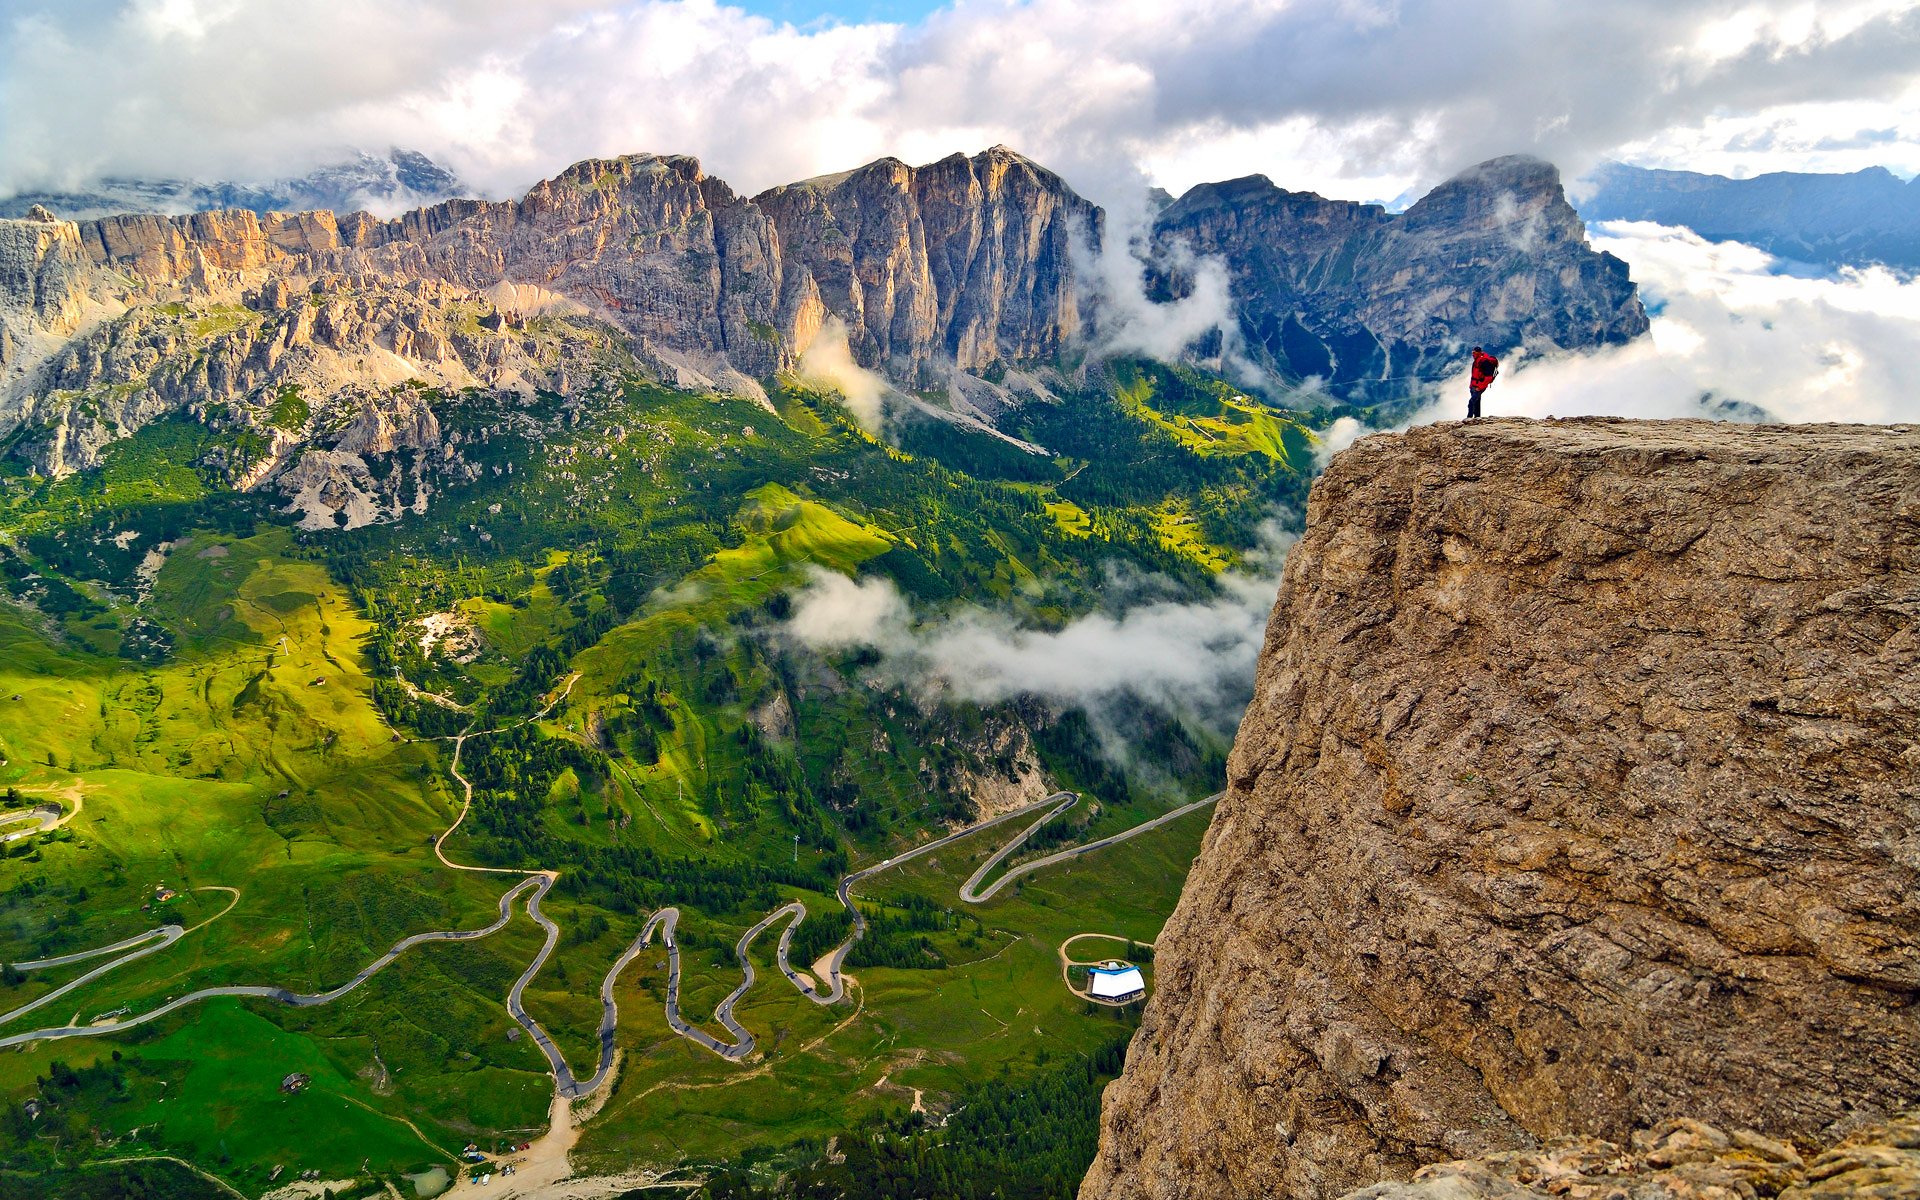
left=1468, top=347, right=1499, bottom=419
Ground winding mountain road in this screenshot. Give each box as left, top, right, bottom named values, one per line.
left=0, top=877, right=543, bottom=1050
left=0, top=803, right=63, bottom=844
left=641, top=789, right=1222, bottom=1061
left=0, top=670, right=1219, bottom=1104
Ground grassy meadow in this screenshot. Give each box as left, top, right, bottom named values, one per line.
left=0, top=356, right=1320, bottom=1194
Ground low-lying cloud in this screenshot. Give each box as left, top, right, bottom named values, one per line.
left=783, top=522, right=1297, bottom=750
left=1405, top=221, right=1920, bottom=427
left=1077, top=205, right=1243, bottom=367
left=796, top=317, right=890, bottom=432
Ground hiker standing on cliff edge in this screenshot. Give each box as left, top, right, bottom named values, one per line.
left=1468, top=346, right=1499, bottom=419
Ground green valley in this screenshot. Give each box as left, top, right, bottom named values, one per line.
left=0, top=354, right=1327, bottom=1198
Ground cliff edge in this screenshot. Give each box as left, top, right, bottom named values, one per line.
left=1081, top=418, right=1920, bottom=1200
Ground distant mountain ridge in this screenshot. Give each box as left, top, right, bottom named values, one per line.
left=1, top=146, right=1645, bottom=490
left=1581, top=161, right=1920, bottom=270
left=0, top=148, right=469, bottom=222
left=1156, top=155, right=1647, bottom=395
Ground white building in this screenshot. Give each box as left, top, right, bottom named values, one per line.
left=1088, top=961, right=1146, bottom=1003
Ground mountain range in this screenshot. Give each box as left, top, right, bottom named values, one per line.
left=1582, top=161, right=1920, bottom=271
left=2, top=146, right=1643, bottom=496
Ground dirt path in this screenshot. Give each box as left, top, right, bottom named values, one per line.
left=91, top=1154, right=249, bottom=1200
left=184, top=885, right=242, bottom=934
left=1, top=780, right=87, bottom=843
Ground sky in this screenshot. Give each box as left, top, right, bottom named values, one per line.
left=4, top=0, right=1919, bottom=210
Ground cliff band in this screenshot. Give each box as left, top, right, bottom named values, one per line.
left=0, top=150, right=1644, bottom=487
left=1082, top=418, right=1920, bottom=1200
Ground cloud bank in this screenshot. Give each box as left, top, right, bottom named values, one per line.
left=1406, top=222, right=1920, bottom=427
left=783, top=523, right=1297, bottom=742
left=6, top=1, right=1919, bottom=212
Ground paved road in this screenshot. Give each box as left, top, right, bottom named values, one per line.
left=639, top=790, right=1219, bottom=1061
left=636, top=907, right=767, bottom=1060
left=778, top=792, right=1079, bottom=1006
left=0, top=877, right=543, bottom=1050
left=1, top=926, right=185, bottom=1028
left=959, top=792, right=1224, bottom=902
left=0, top=804, right=62, bottom=844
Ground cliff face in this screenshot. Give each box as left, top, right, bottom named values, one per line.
left=1155, top=157, right=1648, bottom=394
left=1082, top=419, right=1920, bottom=1200
left=0, top=205, right=99, bottom=374
left=1343, top=1110, right=1920, bottom=1200
left=52, top=146, right=1094, bottom=392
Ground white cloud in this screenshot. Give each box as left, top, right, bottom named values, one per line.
left=783, top=521, right=1298, bottom=740
left=1401, top=222, right=1920, bottom=427
left=1077, top=207, right=1242, bottom=366
left=796, top=317, right=891, bottom=432
left=5, top=1, right=1919, bottom=211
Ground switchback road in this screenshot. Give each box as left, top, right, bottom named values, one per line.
left=1, top=670, right=1219, bottom=1106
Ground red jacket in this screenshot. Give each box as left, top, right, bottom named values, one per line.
left=1471, top=349, right=1500, bottom=389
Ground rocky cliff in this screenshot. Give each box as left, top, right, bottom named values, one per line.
left=0, top=205, right=101, bottom=376
left=756, top=146, right=1097, bottom=381
left=1081, top=419, right=1920, bottom=1200
left=1155, top=157, right=1648, bottom=395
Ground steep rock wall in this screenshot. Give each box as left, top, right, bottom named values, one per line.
left=1154, top=157, right=1648, bottom=394
left=755, top=145, right=1098, bottom=381
left=1082, top=418, right=1920, bottom=1200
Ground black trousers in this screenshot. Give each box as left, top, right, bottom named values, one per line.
left=1468, top=386, right=1485, bottom=419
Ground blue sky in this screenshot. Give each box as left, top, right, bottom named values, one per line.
left=731, top=0, right=949, bottom=24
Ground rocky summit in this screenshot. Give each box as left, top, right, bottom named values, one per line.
left=1080, top=419, right=1920, bottom=1200
left=1154, top=156, right=1648, bottom=396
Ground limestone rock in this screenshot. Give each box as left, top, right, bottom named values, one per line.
left=1336, top=1112, right=1919, bottom=1200
left=0, top=210, right=97, bottom=371
left=755, top=145, right=1098, bottom=383
left=1153, top=156, right=1648, bottom=392
left=1081, top=419, right=1920, bottom=1200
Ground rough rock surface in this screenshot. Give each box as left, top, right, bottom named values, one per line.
left=1154, top=157, right=1648, bottom=393
left=757, top=146, right=1097, bottom=381
left=0, top=206, right=99, bottom=375
left=1340, top=1112, right=1920, bottom=1200
left=1081, top=419, right=1920, bottom=1200
left=12, top=271, right=607, bottom=477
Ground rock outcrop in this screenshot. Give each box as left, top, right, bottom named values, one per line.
left=1154, top=157, right=1648, bottom=395
left=0, top=205, right=99, bottom=374
left=1081, top=419, right=1920, bottom=1200
left=756, top=146, right=1097, bottom=381
left=1340, top=1111, right=1920, bottom=1200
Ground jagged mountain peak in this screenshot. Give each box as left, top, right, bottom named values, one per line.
left=0, top=143, right=1647, bottom=494
left=1158, top=174, right=1363, bottom=223
left=1152, top=153, right=1642, bottom=390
